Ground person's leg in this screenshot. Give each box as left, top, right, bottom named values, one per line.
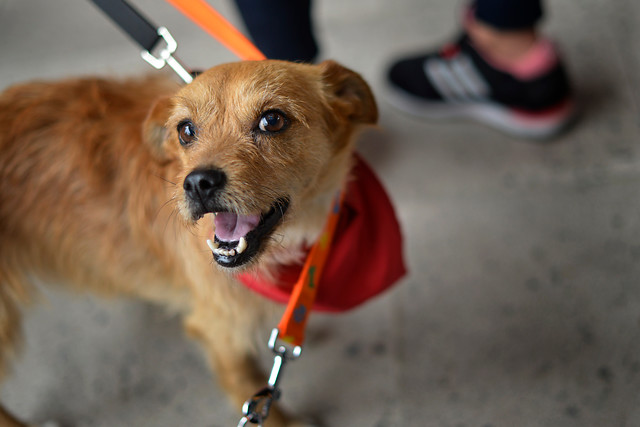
left=385, top=0, right=575, bottom=139
left=233, top=0, right=318, bottom=62
left=474, top=0, right=543, bottom=30
left=469, top=0, right=542, bottom=66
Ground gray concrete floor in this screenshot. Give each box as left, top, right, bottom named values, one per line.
left=2, top=0, right=640, bottom=426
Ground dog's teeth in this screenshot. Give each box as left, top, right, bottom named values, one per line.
left=209, top=238, right=243, bottom=258
left=206, top=239, right=219, bottom=251
left=236, top=237, right=247, bottom=254
left=211, top=247, right=236, bottom=257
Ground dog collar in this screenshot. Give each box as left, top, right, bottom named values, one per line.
left=236, top=154, right=406, bottom=318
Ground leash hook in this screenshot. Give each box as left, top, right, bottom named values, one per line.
left=237, top=329, right=302, bottom=426
left=140, top=27, right=193, bottom=84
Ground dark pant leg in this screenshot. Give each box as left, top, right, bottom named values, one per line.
left=473, top=0, right=544, bottom=30
left=233, top=0, right=318, bottom=62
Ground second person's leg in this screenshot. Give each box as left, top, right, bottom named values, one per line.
left=234, top=0, right=318, bottom=62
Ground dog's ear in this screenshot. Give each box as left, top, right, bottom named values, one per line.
left=143, top=97, right=174, bottom=161
left=319, top=60, right=378, bottom=125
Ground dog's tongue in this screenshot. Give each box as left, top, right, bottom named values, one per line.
left=214, top=212, right=260, bottom=242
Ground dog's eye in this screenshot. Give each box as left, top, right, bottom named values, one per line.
left=258, top=110, right=288, bottom=133
left=177, top=121, right=197, bottom=146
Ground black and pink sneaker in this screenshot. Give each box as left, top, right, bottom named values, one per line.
left=385, top=34, right=576, bottom=139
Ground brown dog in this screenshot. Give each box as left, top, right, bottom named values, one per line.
left=0, top=60, right=377, bottom=426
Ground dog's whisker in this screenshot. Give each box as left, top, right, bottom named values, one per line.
left=271, top=233, right=287, bottom=248
left=152, top=173, right=177, bottom=187
left=161, top=207, right=179, bottom=238
left=154, top=196, right=178, bottom=219
left=152, top=197, right=181, bottom=238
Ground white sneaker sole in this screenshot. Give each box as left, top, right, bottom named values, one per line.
left=385, top=85, right=576, bottom=140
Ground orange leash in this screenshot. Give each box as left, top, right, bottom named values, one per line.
left=277, top=191, right=344, bottom=347
left=165, top=0, right=266, bottom=61
left=239, top=191, right=344, bottom=426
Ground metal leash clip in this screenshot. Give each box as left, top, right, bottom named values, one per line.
left=237, top=329, right=302, bottom=426
left=141, top=27, right=193, bottom=84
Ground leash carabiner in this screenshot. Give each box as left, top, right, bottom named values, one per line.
left=238, top=386, right=279, bottom=427
left=238, top=329, right=302, bottom=426
left=140, top=27, right=193, bottom=84
left=90, top=0, right=267, bottom=81
left=89, top=0, right=193, bottom=84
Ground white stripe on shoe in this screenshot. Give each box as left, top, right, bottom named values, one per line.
left=449, top=55, right=490, bottom=99
left=424, top=54, right=490, bottom=102
left=424, top=58, right=462, bottom=101
left=425, top=58, right=470, bottom=101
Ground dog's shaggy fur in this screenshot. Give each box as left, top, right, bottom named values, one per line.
left=0, top=60, right=377, bottom=426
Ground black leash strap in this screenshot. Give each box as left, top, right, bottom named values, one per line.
left=90, top=0, right=159, bottom=52
left=88, top=0, right=193, bottom=83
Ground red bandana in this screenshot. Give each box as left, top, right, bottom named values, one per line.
left=236, top=154, right=406, bottom=312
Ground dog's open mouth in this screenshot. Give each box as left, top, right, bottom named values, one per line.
left=206, top=198, right=289, bottom=268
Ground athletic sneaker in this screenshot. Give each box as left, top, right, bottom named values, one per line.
left=386, top=34, right=576, bottom=139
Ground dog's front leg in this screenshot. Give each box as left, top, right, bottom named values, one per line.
left=185, top=296, right=304, bottom=427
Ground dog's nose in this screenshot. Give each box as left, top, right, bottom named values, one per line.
left=183, top=169, right=227, bottom=203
